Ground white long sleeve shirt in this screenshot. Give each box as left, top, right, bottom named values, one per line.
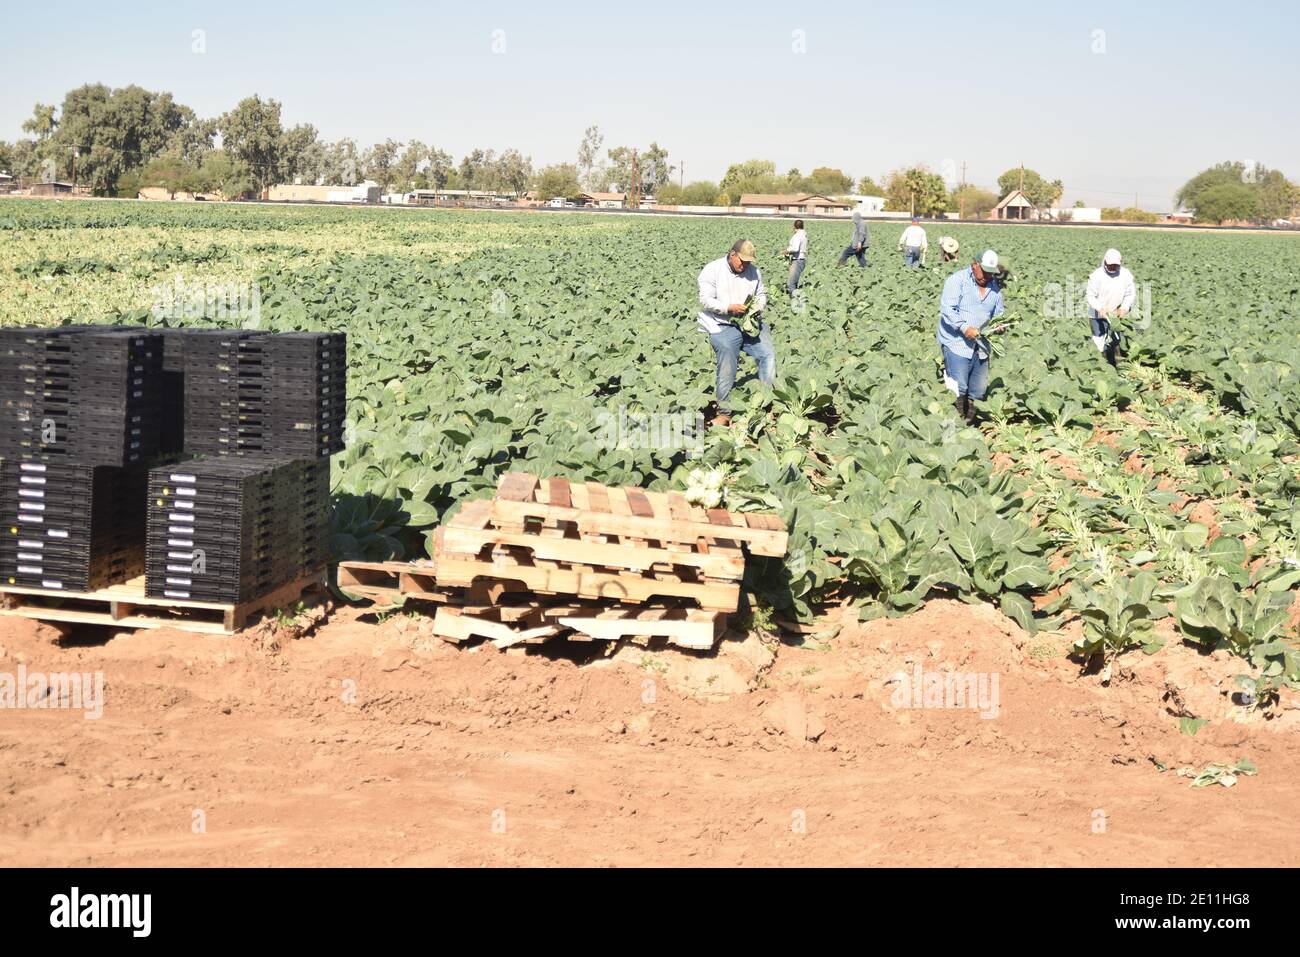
left=697, top=257, right=767, bottom=334
left=786, top=230, right=807, bottom=260
left=1086, top=265, right=1136, bottom=317
left=898, top=224, right=928, bottom=251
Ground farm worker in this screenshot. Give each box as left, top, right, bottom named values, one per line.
left=937, top=249, right=1006, bottom=425
left=697, top=239, right=775, bottom=427
left=898, top=219, right=928, bottom=268
left=783, top=219, right=808, bottom=294
left=938, top=236, right=960, bottom=262
left=1086, top=248, right=1136, bottom=366
left=837, top=206, right=870, bottom=267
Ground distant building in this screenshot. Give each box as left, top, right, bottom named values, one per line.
left=0, top=172, right=14, bottom=193
left=582, top=191, right=626, bottom=208
left=846, top=195, right=886, bottom=213
left=993, top=189, right=1034, bottom=220
left=30, top=181, right=75, bottom=197
left=267, top=182, right=380, bottom=204
left=738, top=193, right=853, bottom=214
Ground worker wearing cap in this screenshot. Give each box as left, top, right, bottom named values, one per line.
left=838, top=206, right=870, bottom=267
left=937, top=249, right=1006, bottom=424
left=938, top=236, right=960, bottom=263
left=697, top=240, right=775, bottom=426
left=898, top=219, right=929, bottom=268
left=1086, top=248, right=1136, bottom=366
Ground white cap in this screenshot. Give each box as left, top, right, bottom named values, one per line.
left=1103, top=248, right=1122, bottom=266
left=979, top=249, right=999, bottom=272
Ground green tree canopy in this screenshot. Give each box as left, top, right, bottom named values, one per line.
left=883, top=166, right=949, bottom=216
left=533, top=163, right=582, bottom=201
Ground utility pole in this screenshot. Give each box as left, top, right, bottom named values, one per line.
left=1019, top=164, right=1025, bottom=194
left=959, top=161, right=967, bottom=219
left=910, top=190, right=915, bottom=218
left=630, top=149, right=639, bottom=209
left=680, top=162, right=684, bottom=189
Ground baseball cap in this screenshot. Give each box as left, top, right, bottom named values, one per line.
left=979, top=249, right=999, bottom=272
left=1103, top=248, right=1122, bottom=266
left=731, top=239, right=757, bottom=263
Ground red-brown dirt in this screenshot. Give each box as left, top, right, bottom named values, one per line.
left=0, top=598, right=1296, bottom=867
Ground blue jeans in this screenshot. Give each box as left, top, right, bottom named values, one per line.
left=709, top=322, right=776, bottom=413
left=839, top=245, right=867, bottom=267
left=942, top=345, right=989, bottom=400
left=787, top=257, right=806, bottom=294
left=903, top=246, right=922, bottom=268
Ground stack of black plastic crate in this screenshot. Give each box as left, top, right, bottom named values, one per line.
left=144, top=330, right=343, bottom=604
left=0, top=327, right=162, bottom=592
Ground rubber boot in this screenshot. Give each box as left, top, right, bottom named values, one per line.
left=955, top=395, right=966, bottom=420
left=964, top=398, right=978, bottom=426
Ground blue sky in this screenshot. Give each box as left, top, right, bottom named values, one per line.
left=2, top=0, right=1297, bottom=209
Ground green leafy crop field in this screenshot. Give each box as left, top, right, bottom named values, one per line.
left=3, top=198, right=1299, bottom=695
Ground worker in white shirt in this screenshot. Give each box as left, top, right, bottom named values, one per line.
left=782, top=219, right=808, bottom=294
left=898, top=219, right=928, bottom=268
left=697, top=240, right=775, bottom=426
left=938, top=236, right=960, bottom=263
left=1085, top=248, right=1137, bottom=366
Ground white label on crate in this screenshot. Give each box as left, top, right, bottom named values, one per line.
left=18, top=540, right=42, bottom=549
left=41, top=580, right=63, bottom=590
left=167, top=538, right=193, bottom=548
left=19, top=463, right=46, bottom=473
left=17, top=552, right=41, bottom=561
left=174, top=500, right=193, bottom=510
left=167, top=551, right=193, bottom=560
left=19, top=502, right=45, bottom=511
left=166, top=564, right=192, bottom=574
left=170, top=474, right=196, bottom=483
left=18, top=489, right=45, bottom=498
left=164, top=590, right=190, bottom=599
left=18, top=515, right=42, bottom=524
left=19, top=476, right=45, bottom=485
left=166, top=577, right=192, bottom=586
left=176, top=487, right=196, bottom=497
left=17, top=564, right=41, bottom=574
left=46, top=529, right=67, bottom=538
left=169, top=513, right=194, bottom=523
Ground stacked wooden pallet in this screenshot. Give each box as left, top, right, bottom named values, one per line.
left=337, top=472, right=788, bottom=652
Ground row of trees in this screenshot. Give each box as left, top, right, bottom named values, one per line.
left=1174, top=162, right=1299, bottom=224
left=4, top=88, right=1296, bottom=222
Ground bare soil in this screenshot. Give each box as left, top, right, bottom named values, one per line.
left=0, top=598, right=1296, bottom=867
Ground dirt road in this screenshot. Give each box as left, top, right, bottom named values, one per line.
left=1, top=598, right=1295, bottom=867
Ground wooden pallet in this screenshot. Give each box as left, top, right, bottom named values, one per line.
left=0, top=570, right=325, bottom=636
left=336, top=560, right=449, bottom=605
left=442, top=499, right=747, bottom=580
left=432, top=602, right=727, bottom=651
left=490, top=473, right=788, bottom=557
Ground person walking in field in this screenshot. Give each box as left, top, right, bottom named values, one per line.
left=838, top=206, right=870, bottom=267
left=1086, top=248, right=1136, bottom=366
left=698, top=239, right=775, bottom=427
left=938, top=249, right=1007, bottom=425
left=898, top=219, right=929, bottom=268
left=783, top=219, right=808, bottom=294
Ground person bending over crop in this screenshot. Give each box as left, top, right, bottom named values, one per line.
left=697, top=239, right=775, bottom=427
left=938, top=236, right=960, bottom=263
left=898, top=219, right=929, bottom=268
left=783, top=219, right=808, bottom=294
left=1085, top=248, right=1136, bottom=366
left=937, top=249, right=1006, bottom=425
left=838, top=206, right=870, bottom=267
